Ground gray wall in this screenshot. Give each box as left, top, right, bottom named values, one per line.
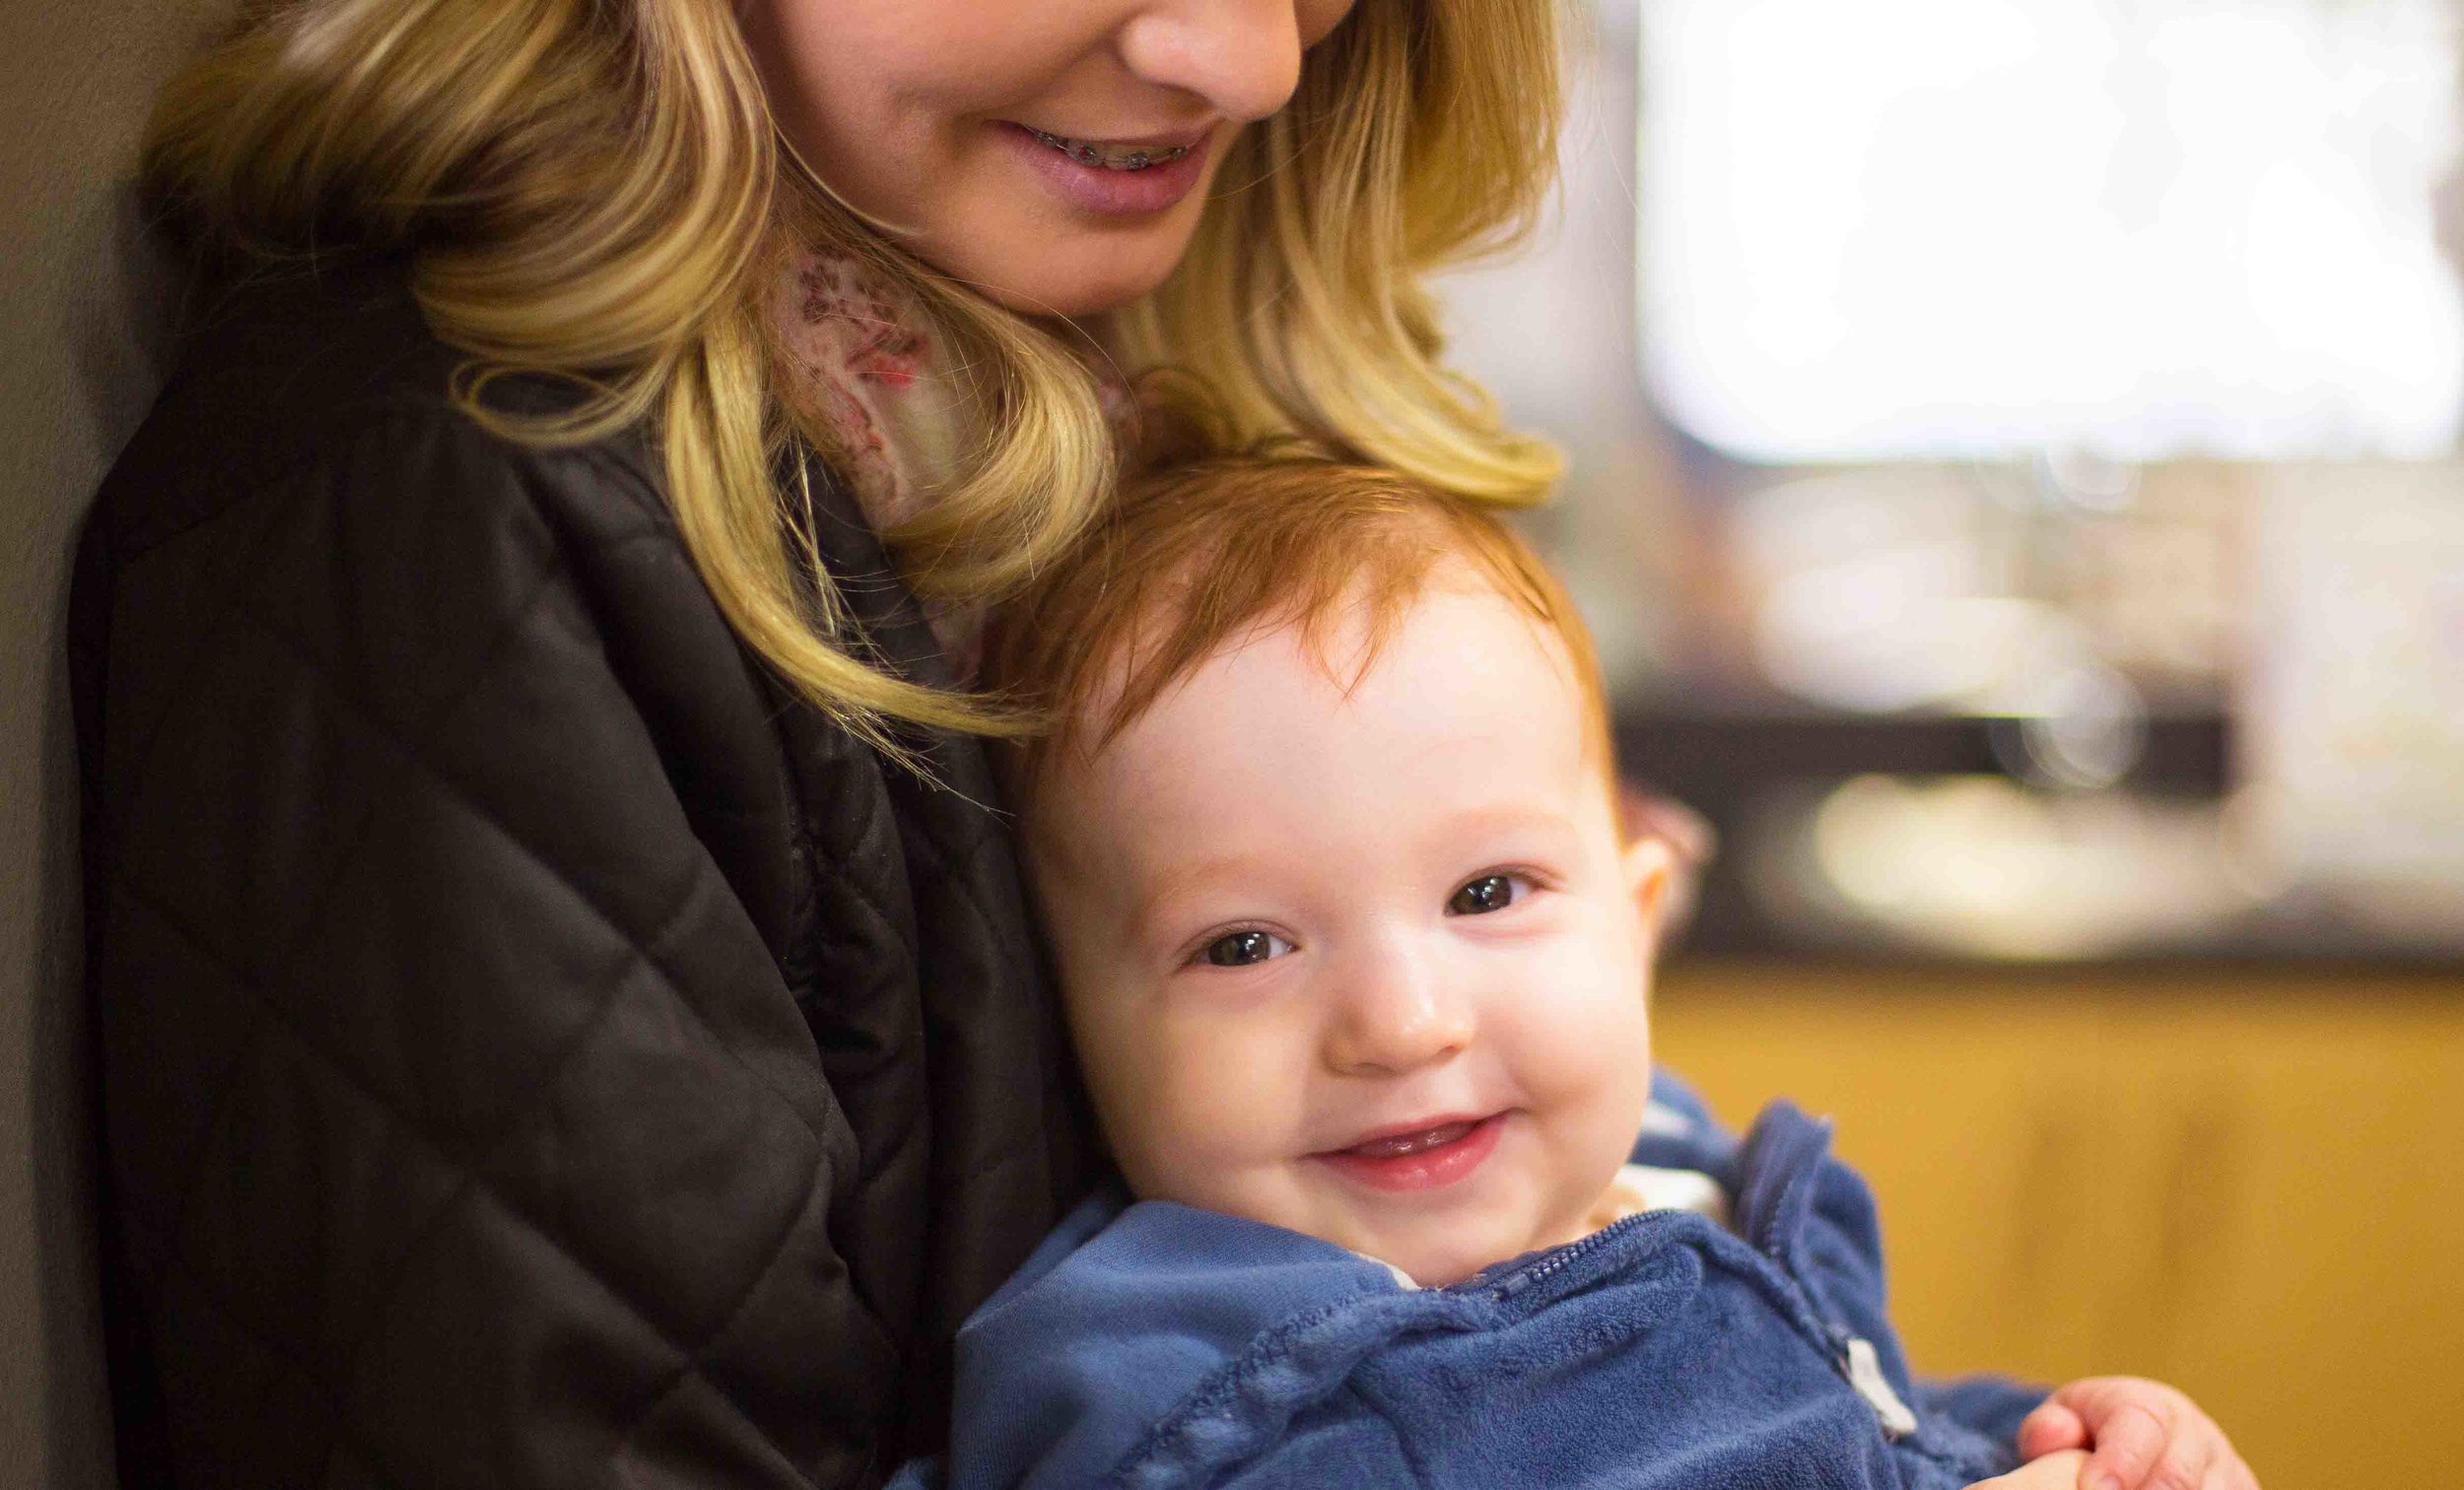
left=2, top=3, right=224, bottom=1485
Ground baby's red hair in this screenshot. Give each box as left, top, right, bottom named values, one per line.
left=983, top=454, right=1614, bottom=803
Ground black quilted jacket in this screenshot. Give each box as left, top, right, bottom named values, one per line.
left=67, top=258, right=1097, bottom=1489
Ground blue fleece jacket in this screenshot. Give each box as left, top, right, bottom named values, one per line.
left=897, top=1076, right=2042, bottom=1489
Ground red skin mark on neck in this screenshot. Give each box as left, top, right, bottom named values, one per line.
left=796, top=264, right=928, bottom=389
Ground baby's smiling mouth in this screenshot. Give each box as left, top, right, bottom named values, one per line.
left=1311, top=1113, right=1505, bottom=1192
left=1311, top=1108, right=1498, bottom=1191
left=1332, top=1118, right=1483, bottom=1160
left=1016, top=126, right=1195, bottom=172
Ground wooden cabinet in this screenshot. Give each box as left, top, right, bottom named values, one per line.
left=1652, top=962, right=2464, bottom=1490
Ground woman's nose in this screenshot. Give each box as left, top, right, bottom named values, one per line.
left=1116, top=0, right=1310, bottom=124
left=1322, top=945, right=1476, bottom=1077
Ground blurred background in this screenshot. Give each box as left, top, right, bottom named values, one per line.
left=1431, top=2, right=2463, bottom=1484
left=6, top=3, right=2459, bottom=1488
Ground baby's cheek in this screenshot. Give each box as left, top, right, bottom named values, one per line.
left=1523, top=947, right=1652, bottom=1077
left=1514, top=954, right=1655, bottom=1161
left=1119, top=1032, right=1306, bottom=1196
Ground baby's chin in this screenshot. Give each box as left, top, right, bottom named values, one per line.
left=1353, top=1213, right=1597, bottom=1289
left=1389, top=1250, right=1499, bottom=1289
left=1124, top=1163, right=1615, bottom=1287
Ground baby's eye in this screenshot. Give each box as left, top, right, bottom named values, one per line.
left=1447, top=872, right=1527, bottom=916
left=1202, top=928, right=1293, bottom=967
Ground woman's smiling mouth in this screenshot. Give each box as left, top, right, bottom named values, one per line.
left=1312, top=1113, right=1507, bottom=1191
left=1016, top=125, right=1195, bottom=171
left=996, top=121, right=1214, bottom=217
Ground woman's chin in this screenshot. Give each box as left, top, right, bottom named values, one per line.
left=978, top=263, right=1178, bottom=320
left=928, top=225, right=1198, bottom=320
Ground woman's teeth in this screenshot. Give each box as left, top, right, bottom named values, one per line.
left=1021, top=126, right=1191, bottom=172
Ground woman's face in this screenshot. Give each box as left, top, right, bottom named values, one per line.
left=741, top=0, right=1360, bottom=317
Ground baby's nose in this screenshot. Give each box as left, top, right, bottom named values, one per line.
left=1321, top=946, right=1475, bottom=1076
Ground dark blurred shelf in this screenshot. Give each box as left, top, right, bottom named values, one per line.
left=1614, top=706, right=2229, bottom=800
left=1612, top=707, right=2461, bottom=970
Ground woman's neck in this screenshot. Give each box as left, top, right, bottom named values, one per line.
left=769, top=245, right=981, bottom=539
left=768, top=245, right=1137, bottom=531
left=766, top=244, right=1140, bottom=676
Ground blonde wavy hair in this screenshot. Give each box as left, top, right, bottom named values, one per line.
left=144, top=0, right=1566, bottom=752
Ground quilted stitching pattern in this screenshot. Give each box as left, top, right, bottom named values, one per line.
left=73, top=263, right=1090, bottom=1489
left=94, top=437, right=871, bottom=1486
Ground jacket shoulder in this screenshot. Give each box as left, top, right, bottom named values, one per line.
left=74, top=258, right=704, bottom=774
left=89, top=255, right=670, bottom=568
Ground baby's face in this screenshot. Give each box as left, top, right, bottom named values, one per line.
left=1023, top=576, right=1669, bottom=1286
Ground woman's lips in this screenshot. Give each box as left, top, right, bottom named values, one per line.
left=996, top=121, right=1212, bottom=219
left=1311, top=1114, right=1506, bottom=1192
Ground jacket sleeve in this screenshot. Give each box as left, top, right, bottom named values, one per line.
left=1758, top=1118, right=2040, bottom=1473
left=76, top=407, right=895, bottom=1489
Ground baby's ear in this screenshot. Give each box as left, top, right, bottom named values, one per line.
left=1620, top=833, right=1675, bottom=933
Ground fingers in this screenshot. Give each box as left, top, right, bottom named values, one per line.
left=2209, top=1449, right=2262, bottom=1490
left=2095, top=1421, right=2213, bottom=1490
left=2048, top=1377, right=2251, bottom=1490
left=2186, top=1449, right=2254, bottom=1490
left=1965, top=1449, right=2091, bottom=1489
left=2080, top=1398, right=2169, bottom=1490
left=2017, top=1400, right=2089, bottom=1458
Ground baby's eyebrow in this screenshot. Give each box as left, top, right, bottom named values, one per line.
left=1129, top=852, right=1275, bottom=939
left=1412, top=801, right=1584, bottom=853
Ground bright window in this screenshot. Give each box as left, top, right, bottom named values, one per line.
left=1637, top=0, right=2464, bottom=461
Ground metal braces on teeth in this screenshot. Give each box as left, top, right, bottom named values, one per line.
left=1022, top=126, right=1191, bottom=172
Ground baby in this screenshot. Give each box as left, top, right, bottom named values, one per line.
left=909, top=456, right=2250, bottom=1490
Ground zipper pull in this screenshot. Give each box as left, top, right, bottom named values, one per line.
left=1840, top=1336, right=1919, bottom=1440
